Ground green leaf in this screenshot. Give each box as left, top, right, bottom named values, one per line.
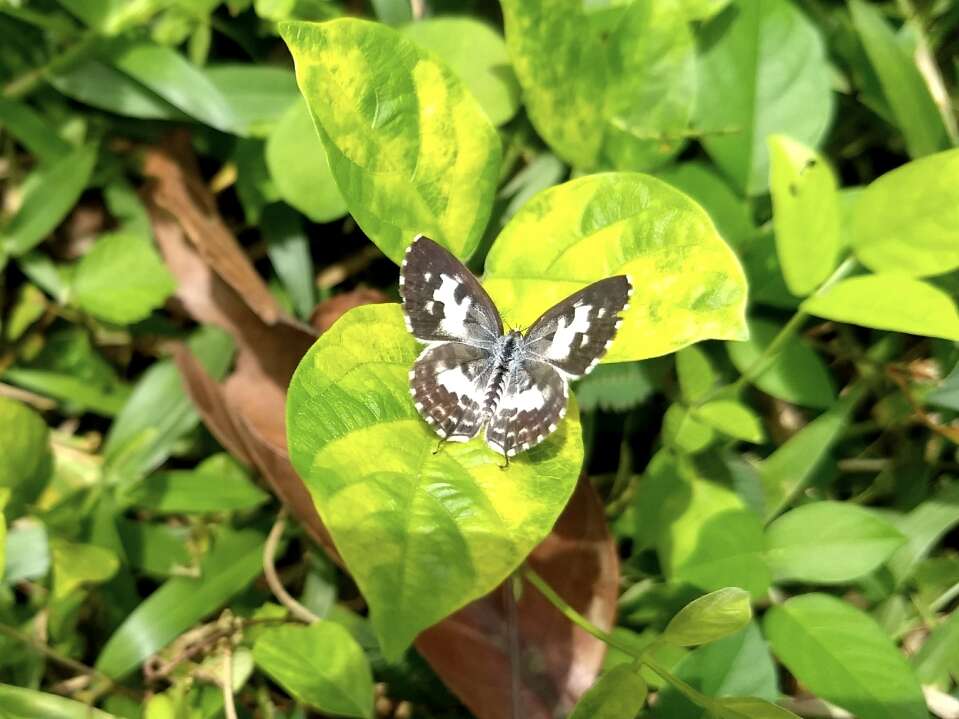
left=694, top=401, right=765, bottom=444
left=677, top=345, right=716, bottom=403
left=2, top=521, right=50, bottom=585
left=100, top=39, right=238, bottom=133
left=72, top=232, right=176, bottom=325
left=50, top=58, right=183, bottom=120
left=696, top=0, right=833, bottom=195
left=51, top=540, right=119, bottom=600
left=713, top=697, right=800, bottom=719
left=726, top=319, right=836, bottom=409
left=848, top=0, right=950, bottom=160
left=768, top=135, right=841, bottom=296
left=124, top=454, right=269, bottom=514
left=656, top=161, right=755, bottom=249
left=280, top=18, right=502, bottom=263
left=95, top=528, right=265, bottom=679
left=265, top=98, right=347, bottom=223
left=0, top=397, right=52, bottom=517
left=483, top=173, right=748, bottom=363
left=663, top=587, right=752, bottom=647
left=205, top=63, right=301, bottom=137
left=502, top=0, right=695, bottom=170
left=402, top=17, right=520, bottom=127
left=568, top=662, right=648, bottom=719
left=102, top=326, right=234, bottom=482
left=661, top=474, right=771, bottom=597
left=0, top=684, right=118, bottom=719
left=1, top=144, right=97, bottom=256
left=654, top=623, right=778, bottom=718
left=574, top=361, right=656, bottom=413
left=765, top=501, right=905, bottom=583
left=886, top=483, right=959, bottom=586
left=802, top=274, right=959, bottom=341
left=0, top=97, right=72, bottom=164
left=262, top=204, right=317, bottom=319
left=850, top=148, right=959, bottom=277
left=759, top=388, right=862, bottom=520
left=253, top=622, right=374, bottom=718
left=286, top=304, right=582, bottom=660
left=0, top=490, right=7, bottom=577
left=764, top=593, right=927, bottom=719
left=912, top=609, right=959, bottom=685
left=663, top=404, right=716, bottom=454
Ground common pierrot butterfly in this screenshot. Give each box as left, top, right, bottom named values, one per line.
left=399, top=235, right=632, bottom=462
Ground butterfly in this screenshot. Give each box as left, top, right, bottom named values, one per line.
left=399, top=235, right=632, bottom=461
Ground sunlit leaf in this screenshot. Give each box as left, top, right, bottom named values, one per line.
left=0, top=684, right=118, bottom=719
left=768, top=135, right=841, bottom=296
left=281, top=18, right=501, bottom=263
left=663, top=587, right=752, bottom=647
left=850, top=149, right=959, bottom=277
left=502, top=0, right=695, bottom=170
left=265, top=98, right=347, bottom=223
left=402, top=17, right=520, bottom=126
left=694, top=401, right=765, bottom=444
left=568, top=663, right=648, bottom=719
left=765, top=502, right=905, bottom=583
left=0, top=397, right=52, bottom=517
left=72, top=232, right=176, bottom=325
left=802, top=274, right=959, bottom=341
left=765, top=594, right=927, bottom=719
left=253, top=622, right=374, bottom=718
left=286, top=304, right=582, bottom=659
left=696, top=0, right=833, bottom=195
left=484, top=173, right=748, bottom=363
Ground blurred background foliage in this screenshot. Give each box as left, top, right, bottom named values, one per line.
left=0, top=0, right=958, bottom=718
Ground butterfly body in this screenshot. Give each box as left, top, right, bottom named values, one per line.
left=401, top=236, right=631, bottom=458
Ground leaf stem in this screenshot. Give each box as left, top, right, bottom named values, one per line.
left=2, top=31, right=98, bottom=100
left=523, top=567, right=719, bottom=713
left=263, top=508, right=320, bottom=625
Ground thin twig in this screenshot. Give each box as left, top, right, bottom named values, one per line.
left=263, top=508, right=320, bottom=624
left=316, top=245, right=383, bottom=290
left=410, top=0, right=426, bottom=20
left=0, top=382, right=56, bottom=410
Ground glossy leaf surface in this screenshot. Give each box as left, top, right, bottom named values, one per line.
left=484, top=173, right=748, bottom=363
left=662, top=587, right=752, bottom=647
left=281, top=18, right=501, bottom=263
left=287, top=304, right=583, bottom=659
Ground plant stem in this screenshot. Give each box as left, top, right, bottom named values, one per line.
left=222, top=646, right=239, bottom=719
left=263, top=508, right=320, bottom=624
left=3, top=32, right=98, bottom=100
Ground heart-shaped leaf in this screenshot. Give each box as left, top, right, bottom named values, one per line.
left=280, top=18, right=502, bottom=263
left=286, top=304, right=583, bottom=659
left=483, top=173, right=748, bottom=363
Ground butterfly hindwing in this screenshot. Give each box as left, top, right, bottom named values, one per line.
left=486, top=360, right=568, bottom=457
left=400, top=236, right=502, bottom=346
left=523, top=276, right=632, bottom=378
left=410, top=342, right=493, bottom=442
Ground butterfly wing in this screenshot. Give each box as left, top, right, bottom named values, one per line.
left=410, top=342, right=493, bottom=441
left=523, top=276, right=632, bottom=378
left=400, top=235, right=503, bottom=346
left=486, top=359, right=568, bottom=457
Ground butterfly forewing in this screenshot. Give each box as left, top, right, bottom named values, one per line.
left=400, top=236, right=502, bottom=345
left=523, top=276, right=633, bottom=378
left=410, top=342, right=492, bottom=441
left=486, top=360, right=568, bottom=457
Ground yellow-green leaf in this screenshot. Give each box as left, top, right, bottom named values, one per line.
left=286, top=304, right=582, bottom=660
left=850, top=148, right=959, bottom=277
left=801, top=274, right=959, bottom=341
left=694, top=401, right=766, bottom=444
left=280, top=18, right=501, bottom=263
left=502, top=0, right=695, bottom=171
left=663, top=587, right=752, bottom=647
left=768, top=135, right=841, bottom=296
left=483, top=173, right=748, bottom=362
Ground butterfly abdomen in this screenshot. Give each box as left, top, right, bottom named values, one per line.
left=482, top=332, right=520, bottom=416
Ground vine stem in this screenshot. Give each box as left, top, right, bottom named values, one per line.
left=222, top=645, right=238, bottom=719
left=523, top=567, right=717, bottom=709
left=3, top=32, right=98, bottom=99
left=263, top=508, right=320, bottom=625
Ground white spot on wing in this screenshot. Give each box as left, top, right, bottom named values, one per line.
left=544, top=304, right=593, bottom=361
left=433, top=273, right=472, bottom=337
left=437, top=365, right=477, bottom=399
left=597, top=307, right=606, bottom=318
left=500, top=386, right=547, bottom=413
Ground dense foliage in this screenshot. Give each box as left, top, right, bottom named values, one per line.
left=1, top=1, right=958, bottom=718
